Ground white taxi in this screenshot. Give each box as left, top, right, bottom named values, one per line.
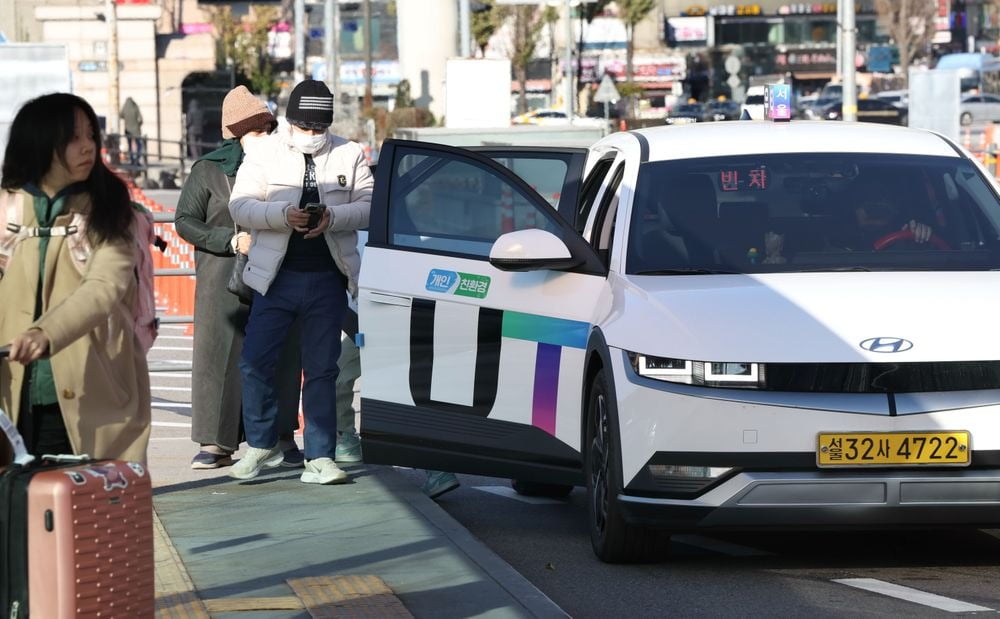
left=357, top=121, right=1000, bottom=563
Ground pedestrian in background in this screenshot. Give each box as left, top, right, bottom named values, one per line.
left=0, top=93, right=150, bottom=462
left=120, top=96, right=143, bottom=166
left=185, top=99, right=204, bottom=159
left=334, top=230, right=460, bottom=498
left=175, top=86, right=306, bottom=470
left=228, top=79, right=373, bottom=484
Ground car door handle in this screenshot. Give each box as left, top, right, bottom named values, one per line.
left=366, top=291, right=412, bottom=307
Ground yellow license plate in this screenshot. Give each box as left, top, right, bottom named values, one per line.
left=817, top=431, right=970, bottom=467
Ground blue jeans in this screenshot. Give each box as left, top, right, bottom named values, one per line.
left=240, top=269, right=346, bottom=459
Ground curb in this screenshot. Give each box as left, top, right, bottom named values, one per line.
left=379, top=466, right=569, bottom=619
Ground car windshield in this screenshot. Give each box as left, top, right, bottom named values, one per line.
left=626, top=153, right=1000, bottom=274
left=745, top=95, right=765, bottom=104
left=677, top=104, right=702, bottom=114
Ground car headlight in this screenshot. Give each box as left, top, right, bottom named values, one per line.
left=826, top=111, right=839, bottom=120
left=628, top=353, right=764, bottom=389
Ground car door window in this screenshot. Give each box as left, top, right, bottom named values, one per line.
left=388, top=147, right=567, bottom=258
left=590, top=162, right=625, bottom=264
left=576, top=156, right=616, bottom=233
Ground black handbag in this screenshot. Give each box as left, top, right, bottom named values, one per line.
left=227, top=225, right=253, bottom=304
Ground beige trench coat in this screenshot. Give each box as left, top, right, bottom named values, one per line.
left=0, top=190, right=150, bottom=463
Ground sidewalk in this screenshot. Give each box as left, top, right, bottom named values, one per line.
left=151, top=454, right=568, bottom=618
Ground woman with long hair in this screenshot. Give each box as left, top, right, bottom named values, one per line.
left=0, top=93, right=151, bottom=462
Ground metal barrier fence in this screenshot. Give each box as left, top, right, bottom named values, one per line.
left=122, top=176, right=196, bottom=373
left=105, top=133, right=222, bottom=189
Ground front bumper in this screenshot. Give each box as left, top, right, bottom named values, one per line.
left=618, top=469, right=1000, bottom=530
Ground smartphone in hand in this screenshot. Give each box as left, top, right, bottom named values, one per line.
left=302, top=202, right=324, bottom=230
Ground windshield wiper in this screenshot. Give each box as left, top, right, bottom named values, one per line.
left=633, top=268, right=741, bottom=275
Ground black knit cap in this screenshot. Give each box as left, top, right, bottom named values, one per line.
left=286, top=79, right=334, bottom=128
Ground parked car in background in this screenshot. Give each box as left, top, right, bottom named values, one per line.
left=512, top=108, right=572, bottom=125
left=798, top=96, right=839, bottom=120
left=740, top=85, right=766, bottom=119
left=665, top=102, right=704, bottom=124
left=703, top=100, right=741, bottom=121
left=874, top=89, right=909, bottom=108
left=960, top=94, right=1000, bottom=125
left=816, top=98, right=907, bottom=125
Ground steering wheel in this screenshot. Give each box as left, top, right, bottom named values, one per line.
left=872, top=228, right=951, bottom=251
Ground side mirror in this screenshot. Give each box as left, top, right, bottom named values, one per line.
left=489, top=229, right=581, bottom=272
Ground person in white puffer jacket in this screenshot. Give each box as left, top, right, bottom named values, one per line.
left=227, top=80, right=373, bottom=485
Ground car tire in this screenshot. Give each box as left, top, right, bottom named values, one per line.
left=511, top=479, right=574, bottom=498
left=961, top=112, right=973, bottom=126
left=585, top=370, right=670, bottom=563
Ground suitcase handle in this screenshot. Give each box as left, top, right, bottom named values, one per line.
left=0, top=344, right=35, bottom=466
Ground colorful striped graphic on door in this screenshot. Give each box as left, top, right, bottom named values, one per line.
left=502, top=311, right=588, bottom=435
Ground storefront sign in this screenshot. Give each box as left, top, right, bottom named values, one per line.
left=667, top=16, right=708, bottom=42
left=709, top=4, right=762, bottom=16
left=774, top=47, right=836, bottom=71
left=777, top=1, right=874, bottom=14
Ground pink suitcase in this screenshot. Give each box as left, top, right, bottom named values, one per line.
left=26, top=460, right=155, bottom=618
left=1, top=380, right=154, bottom=618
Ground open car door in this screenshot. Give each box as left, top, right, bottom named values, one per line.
left=359, top=139, right=607, bottom=486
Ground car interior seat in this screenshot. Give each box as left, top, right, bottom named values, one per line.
left=636, top=174, right=718, bottom=270
left=717, top=201, right=768, bottom=266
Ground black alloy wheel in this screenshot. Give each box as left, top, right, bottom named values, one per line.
left=585, top=370, right=670, bottom=563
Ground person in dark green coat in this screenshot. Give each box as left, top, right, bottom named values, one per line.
left=174, top=86, right=304, bottom=469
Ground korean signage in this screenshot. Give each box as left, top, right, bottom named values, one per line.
left=709, top=4, right=762, bottom=16
left=776, top=1, right=875, bottom=15
left=775, top=47, right=836, bottom=71
left=667, top=16, right=708, bottom=43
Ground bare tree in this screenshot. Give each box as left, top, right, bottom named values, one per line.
left=874, top=0, right=937, bottom=85
left=494, top=4, right=546, bottom=115
left=617, top=0, right=656, bottom=116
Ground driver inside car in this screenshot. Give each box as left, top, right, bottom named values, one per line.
left=831, top=180, right=934, bottom=250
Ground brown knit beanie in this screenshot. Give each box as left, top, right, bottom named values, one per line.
left=221, top=86, right=276, bottom=139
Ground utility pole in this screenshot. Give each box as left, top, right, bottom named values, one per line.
left=835, top=0, right=843, bottom=81
left=294, top=0, right=305, bottom=83
left=459, top=0, right=471, bottom=57
left=324, top=0, right=338, bottom=93
left=564, top=0, right=574, bottom=119
left=106, top=0, right=120, bottom=136
left=363, top=0, right=373, bottom=112
left=842, top=0, right=857, bottom=121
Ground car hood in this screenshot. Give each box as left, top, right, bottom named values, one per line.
left=607, top=272, right=1000, bottom=363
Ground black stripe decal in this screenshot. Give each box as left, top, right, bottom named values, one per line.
left=408, top=298, right=502, bottom=417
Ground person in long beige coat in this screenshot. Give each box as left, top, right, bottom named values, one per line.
left=0, top=93, right=150, bottom=463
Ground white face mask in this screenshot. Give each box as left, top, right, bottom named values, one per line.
left=241, top=134, right=267, bottom=158
left=289, top=128, right=328, bottom=155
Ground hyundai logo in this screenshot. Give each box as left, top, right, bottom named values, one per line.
left=859, top=337, right=913, bottom=353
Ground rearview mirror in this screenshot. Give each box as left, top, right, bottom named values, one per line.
left=489, top=229, right=581, bottom=272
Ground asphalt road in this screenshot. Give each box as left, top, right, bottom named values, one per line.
left=395, top=468, right=1000, bottom=618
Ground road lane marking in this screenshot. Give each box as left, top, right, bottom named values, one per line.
left=152, top=421, right=192, bottom=428
left=152, top=402, right=192, bottom=409
left=153, top=335, right=193, bottom=340
left=151, top=386, right=192, bottom=392
left=833, top=578, right=994, bottom=612
left=472, top=486, right=568, bottom=505
left=672, top=535, right=773, bottom=557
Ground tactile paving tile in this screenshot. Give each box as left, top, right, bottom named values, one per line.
left=287, top=575, right=413, bottom=618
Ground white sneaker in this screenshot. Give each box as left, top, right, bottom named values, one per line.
left=300, top=457, right=349, bottom=485
left=229, top=446, right=284, bottom=480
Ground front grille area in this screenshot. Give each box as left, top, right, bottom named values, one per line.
left=763, top=361, right=1000, bottom=393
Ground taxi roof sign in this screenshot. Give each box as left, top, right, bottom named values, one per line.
left=764, top=83, right=792, bottom=122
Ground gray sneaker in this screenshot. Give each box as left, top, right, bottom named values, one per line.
left=229, top=446, right=283, bottom=480
left=300, top=457, right=349, bottom=485
left=335, top=432, right=362, bottom=463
